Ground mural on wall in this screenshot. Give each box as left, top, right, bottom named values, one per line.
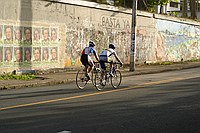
left=156, top=19, right=200, bottom=62
left=136, top=28, right=155, bottom=63
left=65, top=15, right=131, bottom=67
left=0, top=22, right=59, bottom=70
left=65, top=27, right=88, bottom=67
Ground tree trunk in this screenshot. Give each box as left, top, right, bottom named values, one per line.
left=182, top=0, right=188, bottom=17
left=190, top=0, right=197, bottom=19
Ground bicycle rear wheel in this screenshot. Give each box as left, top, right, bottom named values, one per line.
left=111, top=69, right=122, bottom=89
left=76, top=69, right=88, bottom=90
left=94, top=70, right=106, bottom=91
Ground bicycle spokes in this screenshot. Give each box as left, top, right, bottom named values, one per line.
left=76, top=69, right=88, bottom=90
left=111, top=69, right=122, bottom=89
left=94, top=70, right=106, bottom=91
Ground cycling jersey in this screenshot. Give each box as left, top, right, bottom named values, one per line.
left=99, top=48, right=116, bottom=62
left=81, top=46, right=97, bottom=67
left=82, top=46, right=97, bottom=55
left=99, top=48, right=117, bottom=70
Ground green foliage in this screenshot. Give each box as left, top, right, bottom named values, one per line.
left=147, top=7, right=156, bottom=13
left=145, top=59, right=200, bottom=66
left=169, top=11, right=178, bottom=17
left=145, top=61, right=173, bottom=65
left=186, top=58, right=200, bottom=62
left=148, top=0, right=171, bottom=6
left=0, top=74, right=36, bottom=80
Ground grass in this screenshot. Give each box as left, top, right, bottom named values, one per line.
left=186, top=58, right=200, bottom=62
left=144, top=58, right=200, bottom=66
left=0, top=74, right=36, bottom=80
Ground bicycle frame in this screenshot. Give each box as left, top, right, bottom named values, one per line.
left=94, top=62, right=122, bottom=91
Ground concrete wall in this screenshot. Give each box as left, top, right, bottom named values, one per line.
left=0, top=0, right=199, bottom=73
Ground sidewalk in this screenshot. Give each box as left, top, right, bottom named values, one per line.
left=0, top=61, right=200, bottom=90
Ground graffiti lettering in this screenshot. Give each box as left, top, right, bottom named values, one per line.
left=102, top=16, right=120, bottom=29
left=123, top=19, right=130, bottom=29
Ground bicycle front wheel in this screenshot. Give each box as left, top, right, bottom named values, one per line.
left=76, top=69, right=87, bottom=90
left=94, top=69, right=106, bottom=91
left=111, top=69, right=122, bottom=89
left=91, top=68, right=101, bottom=86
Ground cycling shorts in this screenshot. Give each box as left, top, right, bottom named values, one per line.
left=99, top=55, right=113, bottom=70
left=81, top=54, right=93, bottom=67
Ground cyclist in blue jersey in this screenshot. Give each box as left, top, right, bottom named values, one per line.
left=81, top=41, right=99, bottom=80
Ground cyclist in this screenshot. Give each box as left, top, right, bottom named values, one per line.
left=81, top=41, right=99, bottom=80
left=99, top=43, right=123, bottom=77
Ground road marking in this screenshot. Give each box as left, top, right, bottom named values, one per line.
left=0, top=76, right=196, bottom=111
left=57, top=131, right=72, bottom=133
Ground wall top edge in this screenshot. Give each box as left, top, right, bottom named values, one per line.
left=153, top=14, right=200, bottom=26
left=48, top=0, right=132, bottom=14
left=137, top=11, right=154, bottom=18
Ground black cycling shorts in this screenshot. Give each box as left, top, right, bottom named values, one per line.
left=81, top=54, right=92, bottom=67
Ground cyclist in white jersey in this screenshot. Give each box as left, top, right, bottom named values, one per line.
left=99, top=43, right=123, bottom=76
left=81, top=41, right=99, bottom=80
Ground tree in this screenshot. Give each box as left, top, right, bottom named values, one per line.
left=147, top=0, right=171, bottom=14
left=182, top=0, right=188, bottom=17
left=190, top=0, right=197, bottom=19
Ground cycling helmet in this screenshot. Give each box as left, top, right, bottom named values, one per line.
left=109, top=43, right=116, bottom=49
left=89, top=41, right=95, bottom=47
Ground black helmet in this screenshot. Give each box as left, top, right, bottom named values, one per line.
left=89, top=41, right=95, bottom=47
left=109, top=43, right=116, bottom=49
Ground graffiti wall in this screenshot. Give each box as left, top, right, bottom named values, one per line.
left=64, top=13, right=132, bottom=67
left=0, top=22, right=60, bottom=72
left=155, top=19, right=200, bottom=62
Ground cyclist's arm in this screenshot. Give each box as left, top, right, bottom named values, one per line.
left=93, top=50, right=99, bottom=62
left=113, top=52, right=122, bottom=64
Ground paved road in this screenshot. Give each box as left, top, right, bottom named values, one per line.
left=0, top=67, right=200, bottom=133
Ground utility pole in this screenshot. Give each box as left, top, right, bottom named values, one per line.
left=130, top=0, right=137, bottom=71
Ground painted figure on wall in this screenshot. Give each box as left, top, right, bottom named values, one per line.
left=24, top=47, right=32, bottom=62
left=51, top=47, right=57, bottom=61
left=51, top=28, right=57, bottom=43
left=189, top=41, right=200, bottom=58
left=42, top=47, right=49, bottom=61
left=33, top=47, right=41, bottom=62
left=33, top=28, right=41, bottom=43
left=4, top=25, right=13, bottom=44
left=4, top=47, right=13, bottom=62
left=155, top=32, right=166, bottom=61
left=42, top=28, right=49, bottom=43
left=24, top=27, right=32, bottom=44
left=14, top=47, right=23, bottom=62
left=14, top=27, right=22, bottom=43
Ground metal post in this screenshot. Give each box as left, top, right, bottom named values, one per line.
left=130, top=0, right=137, bottom=71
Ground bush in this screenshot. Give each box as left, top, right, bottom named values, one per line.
left=0, top=74, right=36, bottom=80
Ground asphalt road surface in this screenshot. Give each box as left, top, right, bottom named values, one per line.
left=0, top=67, right=200, bottom=133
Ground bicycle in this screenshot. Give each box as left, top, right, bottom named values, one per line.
left=94, top=62, right=122, bottom=91
left=75, top=62, right=101, bottom=90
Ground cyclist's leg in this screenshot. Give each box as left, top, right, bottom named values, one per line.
left=81, top=54, right=90, bottom=79
left=99, top=60, right=107, bottom=86
left=107, top=57, right=114, bottom=77
left=88, top=57, right=94, bottom=73
left=87, top=55, right=95, bottom=80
